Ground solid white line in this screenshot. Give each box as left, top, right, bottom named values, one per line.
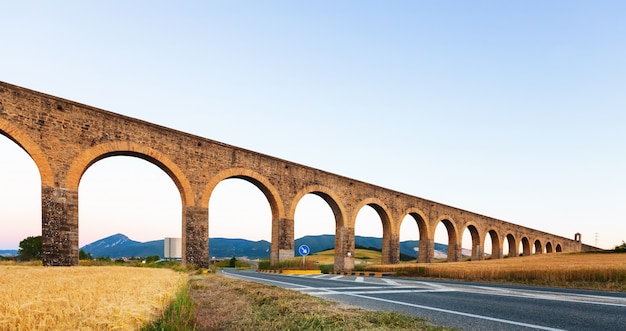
left=342, top=292, right=565, bottom=331
left=305, top=289, right=453, bottom=295
left=330, top=275, right=344, bottom=280
left=307, top=286, right=399, bottom=290
left=457, top=285, right=626, bottom=308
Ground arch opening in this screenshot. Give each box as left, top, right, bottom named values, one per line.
left=485, top=229, right=501, bottom=259
left=556, top=244, right=563, bottom=252
left=0, top=134, right=41, bottom=253
left=533, top=239, right=543, bottom=254
left=546, top=241, right=553, bottom=253
left=79, top=156, right=182, bottom=256
left=520, top=237, right=531, bottom=256
left=434, top=219, right=458, bottom=262
left=294, top=193, right=337, bottom=267
left=354, top=204, right=385, bottom=265
left=208, top=178, right=272, bottom=261
left=504, top=234, right=516, bottom=258
left=462, top=225, right=481, bottom=261
left=399, top=213, right=427, bottom=262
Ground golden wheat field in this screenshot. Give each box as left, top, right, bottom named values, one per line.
left=0, top=265, right=187, bottom=330
left=370, top=253, right=626, bottom=291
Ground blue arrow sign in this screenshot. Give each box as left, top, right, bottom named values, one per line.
left=298, top=244, right=310, bottom=256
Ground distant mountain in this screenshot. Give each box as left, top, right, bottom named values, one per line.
left=80, top=234, right=271, bottom=260
left=209, top=238, right=270, bottom=260
left=81, top=234, right=163, bottom=258
left=0, top=249, right=17, bottom=257
left=80, top=233, right=462, bottom=260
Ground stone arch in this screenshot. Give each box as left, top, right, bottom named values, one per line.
left=520, top=236, right=531, bottom=256
left=291, top=185, right=348, bottom=270
left=505, top=233, right=517, bottom=257
left=555, top=243, right=563, bottom=252
left=534, top=239, right=543, bottom=254
left=202, top=168, right=283, bottom=219
left=574, top=233, right=582, bottom=242
left=546, top=241, right=553, bottom=253
left=399, top=208, right=429, bottom=241
left=462, top=222, right=482, bottom=261
left=289, top=184, right=346, bottom=228
left=434, top=216, right=460, bottom=262
left=0, top=119, right=54, bottom=186
left=352, top=198, right=393, bottom=264
left=486, top=229, right=502, bottom=259
left=399, top=208, right=430, bottom=263
left=203, top=168, right=285, bottom=265
left=66, top=142, right=193, bottom=206
left=350, top=198, right=392, bottom=231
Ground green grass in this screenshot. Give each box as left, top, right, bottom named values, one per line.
left=143, top=283, right=195, bottom=331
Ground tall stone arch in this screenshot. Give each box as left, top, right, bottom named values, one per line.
left=505, top=233, right=517, bottom=257
left=203, top=168, right=285, bottom=266
left=399, top=208, right=431, bottom=263
left=64, top=142, right=197, bottom=265
left=462, top=222, right=482, bottom=261
left=534, top=239, right=543, bottom=254
left=520, top=236, right=531, bottom=256
left=485, top=228, right=502, bottom=259
left=0, top=119, right=54, bottom=187
left=433, top=215, right=460, bottom=262
left=546, top=241, right=553, bottom=253
left=66, top=142, right=193, bottom=203
left=351, top=198, right=394, bottom=265
left=290, top=185, right=347, bottom=271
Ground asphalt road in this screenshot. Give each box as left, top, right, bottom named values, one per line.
left=222, top=269, right=626, bottom=331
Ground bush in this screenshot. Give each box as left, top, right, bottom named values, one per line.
left=257, top=259, right=319, bottom=270
left=258, top=260, right=271, bottom=270
left=145, top=255, right=160, bottom=263
left=318, top=264, right=334, bottom=274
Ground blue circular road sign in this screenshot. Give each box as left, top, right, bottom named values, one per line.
left=298, top=244, right=310, bottom=256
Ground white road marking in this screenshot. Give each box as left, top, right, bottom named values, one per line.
left=223, top=271, right=624, bottom=331
left=382, top=278, right=400, bottom=286
left=340, top=291, right=566, bottom=331
left=304, top=288, right=453, bottom=296
left=355, top=276, right=364, bottom=282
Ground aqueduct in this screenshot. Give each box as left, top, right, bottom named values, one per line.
left=0, top=82, right=595, bottom=270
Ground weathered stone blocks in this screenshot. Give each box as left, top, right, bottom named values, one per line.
left=0, top=81, right=587, bottom=270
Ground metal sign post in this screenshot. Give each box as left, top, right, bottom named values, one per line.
left=298, top=244, right=310, bottom=267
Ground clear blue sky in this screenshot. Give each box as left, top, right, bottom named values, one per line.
left=1, top=1, right=624, bottom=251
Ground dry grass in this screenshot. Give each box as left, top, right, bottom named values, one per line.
left=305, top=248, right=382, bottom=265
left=189, top=273, right=450, bottom=330
left=0, top=265, right=187, bottom=330
left=368, top=252, right=626, bottom=291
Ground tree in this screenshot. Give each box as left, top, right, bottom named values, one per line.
left=615, top=241, right=626, bottom=252
left=17, top=235, right=42, bottom=261
left=79, top=249, right=93, bottom=260
left=229, top=257, right=237, bottom=267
